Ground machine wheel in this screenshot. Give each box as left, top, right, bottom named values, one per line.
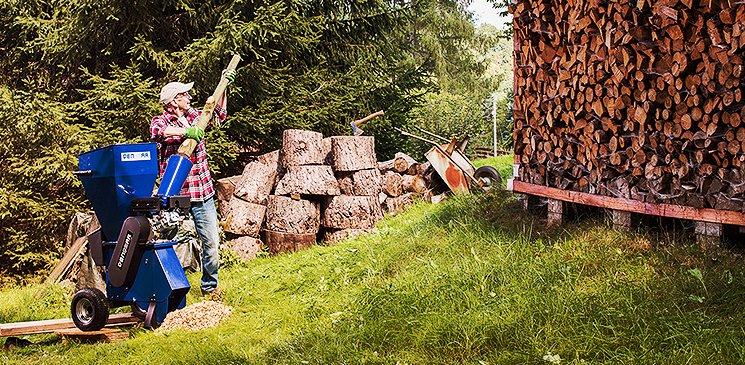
left=473, top=165, right=502, bottom=191
left=71, top=288, right=109, bottom=331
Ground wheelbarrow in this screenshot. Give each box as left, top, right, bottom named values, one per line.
left=395, top=126, right=502, bottom=193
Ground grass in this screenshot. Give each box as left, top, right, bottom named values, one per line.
left=3, top=155, right=745, bottom=363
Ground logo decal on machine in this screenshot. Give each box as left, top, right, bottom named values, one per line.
left=121, top=151, right=151, bottom=162
left=117, top=231, right=133, bottom=269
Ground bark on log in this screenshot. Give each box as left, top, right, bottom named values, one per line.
left=402, top=174, right=427, bottom=193
left=281, top=129, right=324, bottom=168
left=215, top=175, right=241, bottom=202
left=222, top=198, right=266, bottom=237
left=330, top=136, right=377, bottom=171
left=385, top=192, right=415, bottom=215
left=234, top=161, right=277, bottom=204
left=381, top=171, right=403, bottom=197
left=378, top=159, right=395, bottom=173
left=322, top=228, right=375, bottom=244
left=274, top=165, right=340, bottom=196
left=393, top=152, right=418, bottom=174
left=322, top=195, right=383, bottom=229
left=227, top=236, right=263, bottom=261
left=336, top=168, right=382, bottom=196
left=265, top=195, right=321, bottom=234
left=265, top=230, right=315, bottom=255
left=322, top=137, right=332, bottom=165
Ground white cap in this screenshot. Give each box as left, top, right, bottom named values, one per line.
left=159, top=81, right=194, bottom=104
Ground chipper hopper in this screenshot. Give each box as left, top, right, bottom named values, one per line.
left=73, top=143, right=195, bottom=330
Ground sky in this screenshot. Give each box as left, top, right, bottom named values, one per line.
left=467, top=0, right=511, bottom=29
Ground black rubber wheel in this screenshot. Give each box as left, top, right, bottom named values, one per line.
left=71, top=288, right=109, bottom=331
left=473, top=165, right=502, bottom=191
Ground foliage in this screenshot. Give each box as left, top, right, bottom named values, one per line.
left=4, top=156, right=745, bottom=363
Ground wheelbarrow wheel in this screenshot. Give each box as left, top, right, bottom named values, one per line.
left=473, top=166, right=502, bottom=191
left=71, top=288, right=109, bottom=331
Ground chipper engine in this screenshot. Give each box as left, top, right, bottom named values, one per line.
left=72, top=142, right=197, bottom=330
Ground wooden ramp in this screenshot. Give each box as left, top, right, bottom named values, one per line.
left=0, top=313, right=139, bottom=337
left=55, top=328, right=129, bottom=343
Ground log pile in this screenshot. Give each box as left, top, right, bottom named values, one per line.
left=216, top=131, right=451, bottom=257
left=512, top=0, right=745, bottom=211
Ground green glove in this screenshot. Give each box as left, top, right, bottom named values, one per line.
left=223, top=69, right=237, bottom=84
left=184, top=126, right=205, bottom=141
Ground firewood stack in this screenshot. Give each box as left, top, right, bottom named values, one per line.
left=512, top=0, right=745, bottom=211
left=378, top=152, right=449, bottom=214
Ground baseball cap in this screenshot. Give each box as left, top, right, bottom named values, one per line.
left=159, top=81, right=194, bottom=104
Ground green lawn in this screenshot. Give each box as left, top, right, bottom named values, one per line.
left=2, top=155, right=745, bottom=364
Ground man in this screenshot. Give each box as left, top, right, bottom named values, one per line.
left=150, top=71, right=235, bottom=297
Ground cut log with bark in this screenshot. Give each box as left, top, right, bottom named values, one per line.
left=330, top=136, right=377, bottom=171
left=402, top=174, right=427, bottom=193
left=385, top=192, right=415, bottom=215
left=265, top=195, right=321, bottom=234
left=222, top=198, right=266, bottom=237
left=274, top=165, right=340, bottom=196
left=322, top=195, right=383, bottom=229
left=227, top=236, right=263, bottom=261
left=322, top=137, right=332, bottom=165
left=336, top=168, right=382, bottom=196
left=378, top=159, right=395, bottom=173
left=280, top=129, right=324, bottom=168
left=322, top=228, right=375, bottom=244
left=215, top=175, right=241, bottom=202
left=381, top=171, right=403, bottom=197
left=233, top=161, right=277, bottom=204
left=393, top=152, right=418, bottom=174
left=265, top=230, right=315, bottom=255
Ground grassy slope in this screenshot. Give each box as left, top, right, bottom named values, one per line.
left=3, top=154, right=745, bottom=364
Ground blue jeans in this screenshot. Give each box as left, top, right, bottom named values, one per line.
left=190, top=197, right=219, bottom=293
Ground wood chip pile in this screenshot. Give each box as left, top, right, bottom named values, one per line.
left=512, top=0, right=745, bottom=211
left=216, top=129, right=449, bottom=258
left=157, top=300, right=232, bottom=332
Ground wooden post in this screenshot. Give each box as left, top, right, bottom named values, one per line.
left=611, top=210, right=632, bottom=232
left=694, top=221, right=722, bottom=247
left=547, top=198, right=563, bottom=226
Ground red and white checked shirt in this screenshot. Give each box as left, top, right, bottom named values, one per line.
left=150, top=106, right=226, bottom=202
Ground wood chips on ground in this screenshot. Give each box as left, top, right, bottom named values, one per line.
left=157, top=300, right=232, bottom=332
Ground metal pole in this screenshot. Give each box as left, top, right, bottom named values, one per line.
left=492, top=97, right=497, bottom=157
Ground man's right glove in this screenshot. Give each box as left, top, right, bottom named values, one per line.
left=184, top=126, right=205, bottom=142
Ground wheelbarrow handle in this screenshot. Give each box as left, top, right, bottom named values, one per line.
left=394, top=127, right=440, bottom=146
left=414, top=126, right=450, bottom=143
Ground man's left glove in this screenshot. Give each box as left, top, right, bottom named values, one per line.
left=184, top=126, right=205, bottom=142
left=223, top=69, right=237, bottom=84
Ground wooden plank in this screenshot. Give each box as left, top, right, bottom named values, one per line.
left=0, top=313, right=139, bottom=337
left=55, top=328, right=129, bottom=343
left=513, top=180, right=745, bottom=226
left=44, top=236, right=87, bottom=284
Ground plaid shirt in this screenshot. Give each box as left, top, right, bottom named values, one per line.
left=150, top=106, right=227, bottom=202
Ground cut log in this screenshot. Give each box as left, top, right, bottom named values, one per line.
left=234, top=161, right=277, bottom=204
left=322, top=137, right=332, bottom=165
left=336, top=168, right=382, bottom=196
left=280, top=129, right=324, bottom=168
left=393, top=152, right=418, bottom=174
left=257, top=149, right=280, bottom=167
left=227, top=236, right=263, bottom=261
left=265, top=230, right=315, bottom=255
left=215, top=175, right=241, bottom=202
left=381, top=171, right=403, bottom=197
left=385, top=192, right=415, bottom=215
left=330, top=136, right=377, bottom=171
left=322, top=228, right=375, bottom=244
left=378, top=159, right=395, bottom=173
left=274, top=165, right=340, bottom=196
left=265, top=195, right=321, bottom=234
left=402, top=175, right=427, bottom=193
left=222, top=198, right=266, bottom=237
left=322, top=195, right=383, bottom=229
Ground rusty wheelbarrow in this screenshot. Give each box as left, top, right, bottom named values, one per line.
left=395, top=126, right=502, bottom=194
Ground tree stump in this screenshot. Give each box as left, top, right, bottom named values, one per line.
left=402, top=175, right=427, bottom=193
left=222, top=198, right=266, bottom=237
left=281, top=129, right=324, bottom=168
left=330, top=136, right=377, bottom=171
left=382, top=171, right=403, bottom=197
left=228, top=236, right=263, bottom=261
left=275, top=165, right=340, bottom=196
left=322, top=228, right=374, bottom=244
left=265, top=230, right=315, bottom=255
left=322, top=195, right=383, bottom=229
left=234, top=161, right=277, bottom=204
left=265, top=195, right=321, bottom=234
left=336, top=169, right=382, bottom=196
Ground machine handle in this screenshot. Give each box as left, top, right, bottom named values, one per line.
left=73, top=170, right=93, bottom=176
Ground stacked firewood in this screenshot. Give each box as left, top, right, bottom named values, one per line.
left=512, top=0, right=745, bottom=211
left=378, top=152, right=449, bottom=214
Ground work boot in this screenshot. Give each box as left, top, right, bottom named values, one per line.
left=201, top=288, right=222, bottom=301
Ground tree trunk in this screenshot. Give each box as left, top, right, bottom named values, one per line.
left=281, top=129, right=324, bottom=168
left=265, top=195, right=321, bottom=234
left=275, top=165, right=340, bottom=196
